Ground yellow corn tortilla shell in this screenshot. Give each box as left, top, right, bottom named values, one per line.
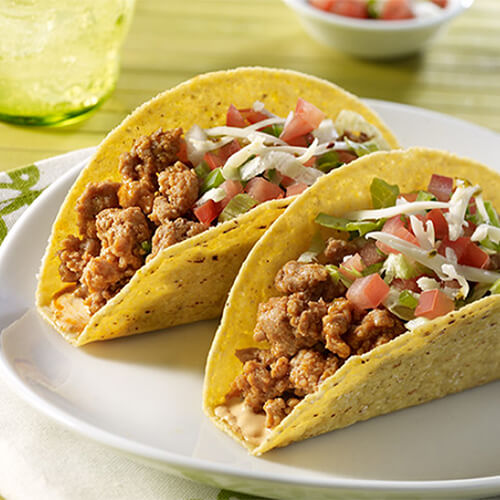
left=36, top=66, right=398, bottom=346
left=203, top=147, right=500, bottom=455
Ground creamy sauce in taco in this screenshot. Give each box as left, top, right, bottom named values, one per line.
left=52, top=101, right=388, bottom=330
left=215, top=397, right=270, bottom=447
left=220, top=174, right=500, bottom=433
left=52, top=287, right=91, bottom=334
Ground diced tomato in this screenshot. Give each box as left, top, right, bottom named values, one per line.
left=177, top=139, right=190, bottom=164
left=286, top=133, right=314, bottom=147
left=239, top=108, right=269, bottom=125
left=203, top=152, right=223, bottom=170
left=220, top=180, right=243, bottom=209
left=309, top=0, right=335, bottom=11
left=303, top=156, right=316, bottom=167
left=468, top=197, right=477, bottom=215
left=203, top=139, right=241, bottom=170
left=330, top=0, right=368, bottom=18
left=376, top=215, right=419, bottom=254
left=359, top=240, right=385, bottom=266
left=219, top=139, right=241, bottom=160
left=399, top=192, right=418, bottom=203
left=425, top=209, right=449, bottom=240
left=428, top=174, right=453, bottom=202
left=245, top=177, right=284, bottom=203
left=286, top=182, right=308, bottom=197
left=438, top=236, right=469, bottom=261
left=280, top=175, right=296, bottom=188
left=463, top=241, right=490, bottom=269
left=430, top=0, right=447, bottom=7
left=391, top=278, right=421, bottom=293
left=415, top=289, right=454, bottom=320
left=193, top=199, right=221, bottom=225
left=340, top=253, right=365, bottom=281
left=336, top=150, right=358, bottom=164
left=438, top=236, right=490, bottom=269
left=280, top=99, right=324, bottom=144
left=226, top=104, right=247, bottom=128
left=296, top=98, right=325, bottom=129
left=380, top=0, right=414, bottom=20
left=463, top=220, right=476, bottom=238
left=346, top=274, right=390, bottom=310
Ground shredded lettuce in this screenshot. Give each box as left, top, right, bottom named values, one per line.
left=490, top=278, right=500, bottom=295
left=315, top=213, right=385, bottom=236
left=316, top=151, right=342, bottom=173
left=201, top=168, right=225, bottom=193
left=398, top=290, right=419, bottom=309
left=194, top=161, right=211, bottom=180
left=345, top=137, right=379, bottom=157
left=370, top=178, right=400, bottom=209
left=298, top=231, right=326, bottom=263
left=485, top=201, right=500, bottom=227
left=325, top=264, right=353, bottom=288
left=382, top=253, right=424, bottom=282
left=218, top=194, right=257, bottom=222
left=416, top=190, right=436, bottom=202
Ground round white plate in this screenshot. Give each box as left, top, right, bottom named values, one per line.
left=1, top=101, right=499, bottom=500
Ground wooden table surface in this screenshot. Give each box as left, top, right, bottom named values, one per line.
left=1, top=0, right=499, bottom=172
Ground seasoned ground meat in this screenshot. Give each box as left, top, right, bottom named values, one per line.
left=118, top=180, right=155, bottom=215
left=95, top=207, right=152, bottom=270
left=228, top=355, right=291, bottom=414
left=289, top=349, right=340, bottom=396
left=274, top=260, right=345, bottom=301
left=58, top=235, right=100, bottom=282
left=287, top=293, right=328, bottom=345
left=76, top=181, right=120, bottom=239
left=345, top=308, right=405, bottom=355
left=149, top=217, right=208, bottom=260
left=119, top=128, right=183, bottom=186
left=81, top=252, right=125, bottom=294
left=149, top=162, right=199, bottom=224
left=253, top=293, right=326, bottom=357
left=227, top=251, right=409, bottom=428
left=322, top=298, right=354, bottom=359
left=323, top=238, right=357, bottom=265
left=263, top=397, right=300, bottom=428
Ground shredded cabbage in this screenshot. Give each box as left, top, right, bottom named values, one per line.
left=194, top=187, right=226, bottom=208
left=367, top=231, right=500, bottom=283
left=346, top=201, right=449, bottom=221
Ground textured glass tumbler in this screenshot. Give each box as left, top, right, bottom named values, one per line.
left=0, top=0, right=135, bottom=126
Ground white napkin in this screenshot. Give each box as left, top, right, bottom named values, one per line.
left=0, top=150, right=256, bottom=500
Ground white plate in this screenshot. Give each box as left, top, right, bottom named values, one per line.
left=1, top=101, right=500, bottom=500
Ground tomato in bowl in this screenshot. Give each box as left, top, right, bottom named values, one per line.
left=281, top=0, right=473, bottom=59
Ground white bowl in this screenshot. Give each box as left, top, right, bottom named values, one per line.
left=281, top=0, right=474, bottom=59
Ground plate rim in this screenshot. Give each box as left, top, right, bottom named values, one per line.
left=1, top=99, right=499, bottom=495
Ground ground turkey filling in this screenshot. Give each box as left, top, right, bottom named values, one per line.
left=226, top=237, right=406, bottom=429
left=57, top=128, right=208, bottom=318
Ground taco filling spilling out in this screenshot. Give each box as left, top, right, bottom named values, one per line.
left=52, top=100, right=390, bottom=334
left=216, top=174, right=500, bottom=445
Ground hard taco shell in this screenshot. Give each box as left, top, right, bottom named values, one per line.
left=36, top=67, right=398, bottom=346
left=203, top=147, right=500, bottom=455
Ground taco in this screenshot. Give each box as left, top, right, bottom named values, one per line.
left=203, top=147, right=500, bottom=455
left=36, top=67, right=398, bottom=346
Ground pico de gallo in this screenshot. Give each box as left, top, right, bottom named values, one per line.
left=187, top=99, right=390, bottom=225
left=54, top=98, right=390, bottom=330
left=309, top=0, right=448, bottom=21
left=219, top=173, right=500, bottom=430
left=315, top=174, right=500, bottom=325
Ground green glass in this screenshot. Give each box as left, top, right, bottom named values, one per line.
left=0, top=0, right=135, bottom=126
